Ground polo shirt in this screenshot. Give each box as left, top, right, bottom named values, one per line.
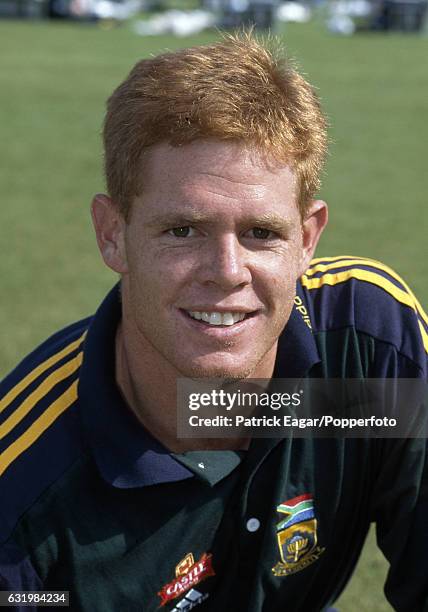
left=1, top=255, right=427, bottom=611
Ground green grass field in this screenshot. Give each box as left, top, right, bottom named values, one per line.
left=1, top=16, right=427, bottom=610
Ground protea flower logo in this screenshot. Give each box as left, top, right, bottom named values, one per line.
left=286, top=534, right=310, bottom=563
left=272, top=494, right=325, bottom=577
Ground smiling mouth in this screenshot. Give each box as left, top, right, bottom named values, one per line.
left=183, top=310, right=256, bottom=327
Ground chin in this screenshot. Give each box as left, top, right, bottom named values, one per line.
left=176, top=355, right=256, bottom=381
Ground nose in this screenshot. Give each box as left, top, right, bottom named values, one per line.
left=196, top=233, right=252, bottom=290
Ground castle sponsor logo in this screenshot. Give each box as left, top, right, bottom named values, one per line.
left=158, top=552, right=215, bottom=606
left=272, top=494, right=325, bottom=577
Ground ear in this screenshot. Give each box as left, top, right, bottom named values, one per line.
left=299, top=200, right=328, bottom=275
left=91, top=194, right=128, bottom=274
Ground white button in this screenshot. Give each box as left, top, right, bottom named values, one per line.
left=198, top=462, right=205, bottom=469
left=246, top=518, right=260, bottom=532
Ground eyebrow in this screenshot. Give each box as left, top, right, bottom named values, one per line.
left=249, top=213, right=296, bottom=231
left=145, top=211, right=211, bottom=228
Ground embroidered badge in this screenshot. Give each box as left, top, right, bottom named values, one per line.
left=158, top=552, right=215, bottom=607
left=272, top=494, right=325, bottom=577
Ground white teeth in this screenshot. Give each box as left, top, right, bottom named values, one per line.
left=208, top=312, right=222, bottom=326
left=222, top=313, right=235, bottom=326
left=187, top=311, right=248, bottom=326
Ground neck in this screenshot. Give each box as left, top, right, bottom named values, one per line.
left=114, top=320, right=277, bottom=453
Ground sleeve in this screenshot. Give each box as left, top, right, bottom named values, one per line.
left=0, top=540, right=43, bottom=611
left=302, top=256, right=428, bottom=609
left=370, top=333, right=428, bottom=610
left=372, top=435, right=428, bottom=611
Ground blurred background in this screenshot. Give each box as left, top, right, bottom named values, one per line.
left=1, top=1, right=427, bottom=609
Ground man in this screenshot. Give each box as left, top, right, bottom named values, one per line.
left=0, top=32, right=427, bottom=611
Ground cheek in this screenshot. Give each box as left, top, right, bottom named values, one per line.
left=128, top=248, right=196, bottom=305
left=255, top=252, right=300, bottom=294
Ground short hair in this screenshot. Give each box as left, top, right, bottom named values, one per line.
left=104, top=31, right=328, bottom=220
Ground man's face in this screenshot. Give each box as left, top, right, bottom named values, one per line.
left=94, top=140, right=326, bottom=380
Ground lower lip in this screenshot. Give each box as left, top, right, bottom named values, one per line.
left=178, top=309, right=259, bottom=337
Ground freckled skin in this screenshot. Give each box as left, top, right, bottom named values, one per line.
left=115, top=141, right=326, bottom=380
left=91, top=140, right=327, bottom=448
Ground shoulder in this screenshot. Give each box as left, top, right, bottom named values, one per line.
left=300, top=255, right=427, bottom=374
left=0, top=317, right=91, bottom=544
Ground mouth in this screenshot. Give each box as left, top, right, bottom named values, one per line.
left=180, top=309, right=258, bottom=328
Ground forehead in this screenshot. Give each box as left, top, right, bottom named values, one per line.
left=135, top=140, right=299, bottom=220
left=142, top=140, right=296, bottom=189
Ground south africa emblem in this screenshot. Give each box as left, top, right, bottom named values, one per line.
left=272, top=493, right=325, bottom=577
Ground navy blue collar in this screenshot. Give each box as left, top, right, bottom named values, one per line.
left=78, top=282, right=320, bottom=489
left=78, top=286, right=194, bottom=488
left=274, top=281, right=321, bottom=378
